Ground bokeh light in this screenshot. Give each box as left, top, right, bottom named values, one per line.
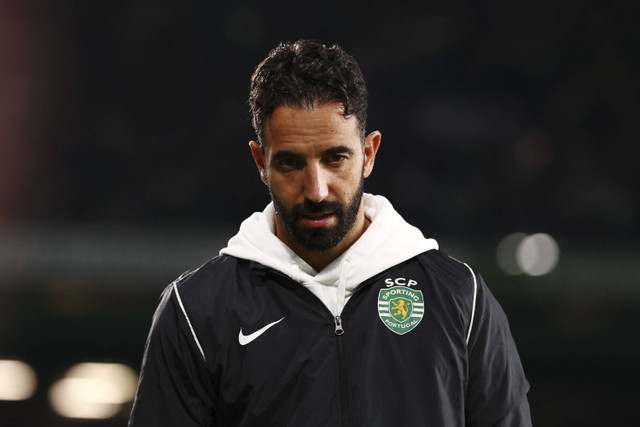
left=0, top=360, right=38, bottom=401
left=517, top=233, right=560, bottom=276
left=497, top=233, right=528, bottom=275
left=497, top=233, right=560, bottom=276
left=48, top=362, right=138, bottom=419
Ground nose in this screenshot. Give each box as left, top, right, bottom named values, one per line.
left=303, top=163, right=329, bottom=203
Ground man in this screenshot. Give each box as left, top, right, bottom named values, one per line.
left=129, top=40, right=532, bottom=426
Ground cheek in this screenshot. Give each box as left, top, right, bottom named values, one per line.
left=343, top=162, right=365, bottom=186
left=267, top=174, right=299, bottom=199
left=333, top=170, right=362, bottom=198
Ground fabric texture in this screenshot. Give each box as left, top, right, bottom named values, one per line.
left=220, top=193, right=438, bottom=315
left=129, top=194, right=532, bottom=427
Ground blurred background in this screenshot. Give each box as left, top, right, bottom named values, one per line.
left=0, top=0, right=638, bottom=425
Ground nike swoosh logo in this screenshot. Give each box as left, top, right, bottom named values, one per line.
left=238, top=317, right=285, bottom=346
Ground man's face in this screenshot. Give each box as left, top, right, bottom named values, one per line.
left=250, top=103, right=380, bottom=255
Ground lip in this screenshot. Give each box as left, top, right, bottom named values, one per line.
left=300, top=213, right=336, bottom=228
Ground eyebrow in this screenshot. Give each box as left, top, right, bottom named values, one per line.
left=270, top=146, right=355, bottom=163
left=324, top=146, right=355, bottom=156
left=270, top=150, right=302, bottom=164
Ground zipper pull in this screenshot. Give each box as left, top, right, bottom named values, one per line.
left=334, top=315, right=344, bottom=336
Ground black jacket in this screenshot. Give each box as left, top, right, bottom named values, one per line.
left=129, top=250, right=531, bottom=426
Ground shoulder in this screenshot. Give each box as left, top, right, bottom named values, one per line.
left=411, top=249, right=483, bottom=344
left=175, top=254, right=250, bottom=285
left=413, top=249, right=479, bottom=296
left=169, top=255, right=255, bottom=310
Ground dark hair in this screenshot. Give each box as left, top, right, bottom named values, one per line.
left=249, top=40, right=368, bottom=145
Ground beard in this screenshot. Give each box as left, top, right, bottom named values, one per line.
left=270, top=177, right=364, bottom=253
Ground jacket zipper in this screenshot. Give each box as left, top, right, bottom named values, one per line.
left=266, top=269, right=380, bottom=427
left=334, top=315, right=344, bottom=335
left=332, top=280, right=380, bottom=427
left=334, top=315, right=351, bottom=427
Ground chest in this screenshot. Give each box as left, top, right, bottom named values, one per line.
left=207, top=264, right=471, bottom=401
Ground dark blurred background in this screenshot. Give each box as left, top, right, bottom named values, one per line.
left=0, top=0, right=638, bottom=425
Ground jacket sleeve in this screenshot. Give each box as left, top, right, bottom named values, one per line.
left=129, top=282, right=216, bottom=426
left=464, top=272, right=532, bottom=427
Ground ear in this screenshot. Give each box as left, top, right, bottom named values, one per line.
left=363, top=131, right=381, bottom=178
left=249, top=141, right=268, bottom=185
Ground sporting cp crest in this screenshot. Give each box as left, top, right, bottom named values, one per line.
left=378, top=286, right=425, bottom=335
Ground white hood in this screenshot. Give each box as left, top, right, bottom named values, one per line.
left=220, top=194, right=438, bottom=316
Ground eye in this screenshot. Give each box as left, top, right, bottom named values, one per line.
left=275, top=157, right=302, bottom=171
left=325, top=154, right=347, bottom=165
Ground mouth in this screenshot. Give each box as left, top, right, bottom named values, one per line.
left=299, top=212, right=336, bottom=227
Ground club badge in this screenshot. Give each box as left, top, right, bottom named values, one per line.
left=378, top=286, right=424, bottom=335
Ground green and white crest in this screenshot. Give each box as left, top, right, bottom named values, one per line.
left=378, top=286, right=424, bottom=335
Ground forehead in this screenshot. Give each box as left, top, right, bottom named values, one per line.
left=262, top=103, right=361, bottom=151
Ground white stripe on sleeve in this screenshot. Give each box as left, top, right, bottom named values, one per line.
left=172, top=282, right=207, bottom=362
left=462, top=262, right=478, bottom=345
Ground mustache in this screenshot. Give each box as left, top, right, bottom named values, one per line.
left=291, top=199, right=343, bottom=216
